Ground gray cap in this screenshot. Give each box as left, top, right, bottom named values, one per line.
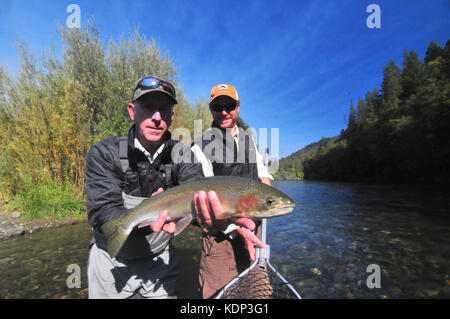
left=132, top=77, right=178, bottom=104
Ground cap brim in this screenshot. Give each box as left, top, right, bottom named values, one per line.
left=134, top=88, right=177, bottom=104
left=210, top=93, right=238, bottom=103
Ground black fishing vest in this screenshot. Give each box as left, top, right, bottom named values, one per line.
left=119, top=127, right=178, bottom=197
left=196, top=123, right=259, bottom=181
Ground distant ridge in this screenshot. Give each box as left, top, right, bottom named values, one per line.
left=273, top=136, right=338, bottom=180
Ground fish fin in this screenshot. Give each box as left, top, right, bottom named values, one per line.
left=101, top=218, right=128, bottom=258
left=174, top=215, right=193, bottom=236
left=137, top=218, right=156, bottom=228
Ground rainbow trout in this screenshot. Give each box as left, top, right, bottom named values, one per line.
left=101, top=176, right=295, bottom=258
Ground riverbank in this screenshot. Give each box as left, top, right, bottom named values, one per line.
left=0, top=209, right=85, bottom=241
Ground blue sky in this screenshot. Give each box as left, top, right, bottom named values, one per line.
left=1, top=0, right=449, bottom=157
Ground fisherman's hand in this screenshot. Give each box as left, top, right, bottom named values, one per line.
left=236, top=227, right=265, bottom=262
left=193, top=191, right=259, bottom=234
left=193, top=190, right=229, bottom=234
left=211, top=202, right=265, bottom=262
left=193, top=192, right=259, bottom=232
left=232, top=213, right=265, bottom=263
left=232, top=174, right=270, bottom=255
left=150, top=209, right=176, bottom=234
left=141, top=188, right=176, bottom=234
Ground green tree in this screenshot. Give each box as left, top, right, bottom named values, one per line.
left=58, top=21, right=108, bottom=126
left=424, top=41, right=444, bottom=63
left=380, top=59, right=402, bottom=119
left=442, top=40, right=450, bottom=79
left=301, top=39, right=450, bottom=183
left=348, top=100, right=357, bottom=133
left=401, top=49, right=423, bottom=101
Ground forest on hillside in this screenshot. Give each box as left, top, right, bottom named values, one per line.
left=273, top=136, right=337, bottom=180
left=300, top=40, right=450, bottom=183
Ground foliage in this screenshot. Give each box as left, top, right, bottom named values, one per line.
left=273, top=136, right=338, bottom=179
left=302, top=40, right=450, bottom=183
left=9, top=176, right=86, bottom=221
left=0, top=21, right=220, bottom=219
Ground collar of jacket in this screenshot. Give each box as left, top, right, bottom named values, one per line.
left=211, top=121, right=243, bottom=139
left=126, top=124, right=173, bottom=170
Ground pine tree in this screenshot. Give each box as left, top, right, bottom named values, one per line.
left=442, top=40, right=450, bottom=79
left=348, top=100, right=357, bottom=132
left=356, top=97, right=367, bottom=126
left=364, top=88, right=378, bottom=125
left=424, top=41, right=444, bottom=63
left=380, top=59, right=402, bottom=118
left=401, top=49, right=423, bottom=101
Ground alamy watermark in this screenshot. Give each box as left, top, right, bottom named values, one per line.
left=366, top=264, right=381, bottom=288
left=366, top=4, right=381, bottom=29
left=66, top=263, right=81, bottom=288
left=170, top=120, right=280, bottom=173
left=66, top=4, right=81, bottom=29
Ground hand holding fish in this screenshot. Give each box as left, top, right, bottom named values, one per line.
left=194, top=190, right=252, bottom=233
left=193, top=190, right=224, bottom=234
left=145, top=188, right=176, bottom=234
left=193, top=190, right=265, bottom=261
left=236, top=226, right=265, bottom=262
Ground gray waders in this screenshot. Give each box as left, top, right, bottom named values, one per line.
left=87, top=192, right=178, bottom=299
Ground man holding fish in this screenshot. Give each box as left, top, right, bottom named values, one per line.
left=85, top=77, right=276, bottom=299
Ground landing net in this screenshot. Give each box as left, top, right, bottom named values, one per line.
left=216, top=219, right=301, bottom=299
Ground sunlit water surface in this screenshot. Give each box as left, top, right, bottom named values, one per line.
left=0, top=180, right=449, bottom=298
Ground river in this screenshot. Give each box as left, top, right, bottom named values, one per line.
left=0, top=180, right=449, bottom=299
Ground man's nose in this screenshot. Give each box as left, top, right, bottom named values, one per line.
left=151, top=111, right=162, bottom=121
left=221, top=109, right=229, bottom=116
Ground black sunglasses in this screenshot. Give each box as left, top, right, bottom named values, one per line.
left=136, top=77, right=176, bottom=98
left=210, top=102, right=237, bottom=113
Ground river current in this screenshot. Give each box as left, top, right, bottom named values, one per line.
left=0, top=180, right=449, bottom=298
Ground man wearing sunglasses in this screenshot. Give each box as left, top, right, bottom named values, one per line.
left=85, top=76, right=204, bottom=299
left=192, top=83, right=273, bottom=299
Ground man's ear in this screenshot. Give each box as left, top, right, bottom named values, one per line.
left=128, top=103, right=135, bottom=121
left=171, top=108, right=175, bottom=122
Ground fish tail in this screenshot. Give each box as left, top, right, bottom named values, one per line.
left=101, top=219, right=128, bottom=258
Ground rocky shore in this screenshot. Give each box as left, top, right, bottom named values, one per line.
left=0, top=210, right=84, bottom=240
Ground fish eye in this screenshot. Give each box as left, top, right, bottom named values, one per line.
left=266, top=197, right=275, bottom=205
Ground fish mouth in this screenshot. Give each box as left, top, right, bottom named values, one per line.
left=264, top=203, right=296, bottom=217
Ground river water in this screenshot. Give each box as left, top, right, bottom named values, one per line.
left=0, top=180, right=449, bottom=299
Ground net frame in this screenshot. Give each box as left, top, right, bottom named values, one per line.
left=215, top=219, right=301, bottom=299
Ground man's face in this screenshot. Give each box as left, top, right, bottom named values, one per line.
left=210, top=96, right=240, bottom=129
left=128, top=92, right=174, bottom=143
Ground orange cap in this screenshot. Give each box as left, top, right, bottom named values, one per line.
left=210, top=83, right=239, bottom=103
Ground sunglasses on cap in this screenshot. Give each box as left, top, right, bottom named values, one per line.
left=135, top=77, right=176, bottom=98
left=210, top=102, right=237, bottom=113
